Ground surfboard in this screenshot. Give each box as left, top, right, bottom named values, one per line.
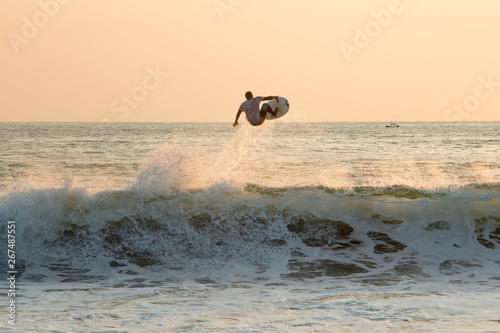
left=264, top=97, right=289, bottom=120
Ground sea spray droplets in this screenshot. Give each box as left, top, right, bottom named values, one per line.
left=131, top=124, right=271, bottom=194
left=209, top=124, right=265, bottom=183
left=132, top=145, right=212, bottom=193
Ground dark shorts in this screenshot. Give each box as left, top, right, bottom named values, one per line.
left=251, top=116, right=265, bottom=126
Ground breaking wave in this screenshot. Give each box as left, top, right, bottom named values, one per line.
left=1, top=180, right=499, bottom=283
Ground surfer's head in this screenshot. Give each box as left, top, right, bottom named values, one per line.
left=245, top=91, right=253, bottom=100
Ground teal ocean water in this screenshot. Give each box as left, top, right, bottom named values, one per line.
left=1, top=122, right=499, bottom=332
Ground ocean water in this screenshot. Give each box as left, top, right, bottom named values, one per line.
left=1, top=121, right=499, bottom=332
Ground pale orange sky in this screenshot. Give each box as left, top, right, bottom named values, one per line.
left=1, top=0, right=499, bottom=122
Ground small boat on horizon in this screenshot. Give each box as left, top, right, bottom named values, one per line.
left=386, top=116, right=400, bottom=127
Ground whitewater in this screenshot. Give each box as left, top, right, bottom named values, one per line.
left=1, top=122, right=499, bottom=332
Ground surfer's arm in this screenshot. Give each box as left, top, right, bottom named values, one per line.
left=233, top=109, right=243, bottom=127
left=262, top=96, right=279, bottom=101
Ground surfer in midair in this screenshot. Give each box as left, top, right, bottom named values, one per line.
left=233, top=91, right=280, bottom=127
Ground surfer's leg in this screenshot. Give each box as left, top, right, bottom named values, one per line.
left=260, top=108, right=267, bottom=119
left=270, top=106, right=279, bottom=117
left=261, top=104, right=278, bottom=117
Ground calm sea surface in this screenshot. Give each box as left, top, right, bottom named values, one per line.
left=1, top=122, right=499, bottom=332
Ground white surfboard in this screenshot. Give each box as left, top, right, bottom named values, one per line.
left=264, top=97, right=289, bottom=120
